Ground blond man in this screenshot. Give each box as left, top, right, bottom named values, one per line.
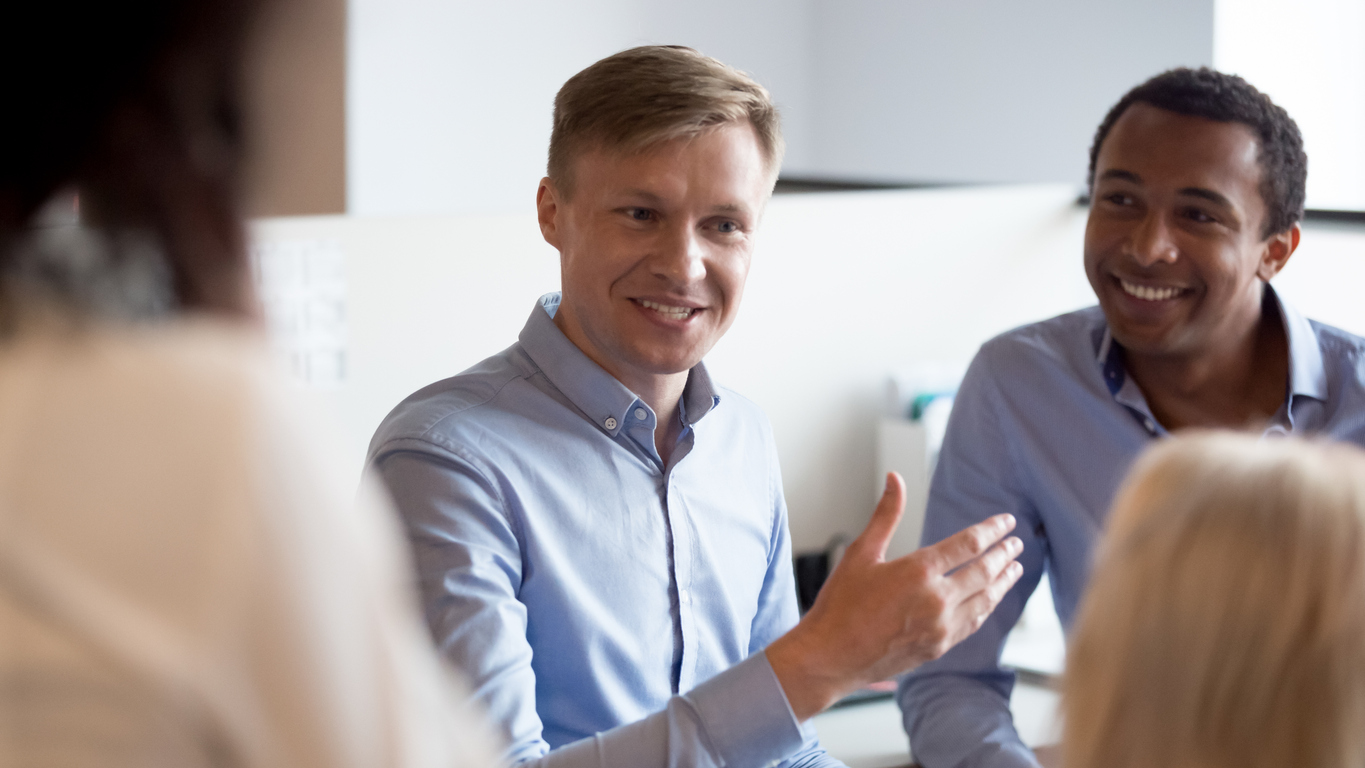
left=369, top=46, right=1022, bottom=767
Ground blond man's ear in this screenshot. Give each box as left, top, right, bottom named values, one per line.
left=536, top=177, right=563, bottom=249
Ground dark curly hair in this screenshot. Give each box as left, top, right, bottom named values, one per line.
left=1087, top=68, right=1307, bottom=239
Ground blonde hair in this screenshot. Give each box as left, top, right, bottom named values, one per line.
left=1062, top=432, right=1365, bottom=768
left=547, top=45, right=784, bottom=195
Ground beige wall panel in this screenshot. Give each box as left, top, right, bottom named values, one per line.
left=245, top=0, right=346, bottom=216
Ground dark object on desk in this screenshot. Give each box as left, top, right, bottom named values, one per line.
left=1008, top=666, right=1062, bottom=691
left=794, top=535, right=847, bottom=613
left=794, top=551, right=828, bottom=614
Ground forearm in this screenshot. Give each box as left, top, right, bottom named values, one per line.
left=899, top=671, right=1038, bottom=768
left=513, top=653, right=833, bottom=768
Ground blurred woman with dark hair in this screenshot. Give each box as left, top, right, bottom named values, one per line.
left=0, top=3, right=497, bottom=766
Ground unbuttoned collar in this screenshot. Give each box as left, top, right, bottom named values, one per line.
left=1277, top=287, right=1328, bottom=403
left=518, top=293, right=721, bottom=437
left=1095, top=284, right=1329, bottom=421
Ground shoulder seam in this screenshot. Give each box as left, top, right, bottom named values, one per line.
left=373, top=434, right=519, bottom=535
left=411, top=364, right=536, bottom=444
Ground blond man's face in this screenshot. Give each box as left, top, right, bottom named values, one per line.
left=536, top=123, right=771, bottom=390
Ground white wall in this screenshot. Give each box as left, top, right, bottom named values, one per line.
left=805, top=0, right=1213, bottom=186
left=254, top=188, right=1365, bottom=552
left=348, top=0, right=818, bottom=216
left=1214, top=0, right=1365, bottom=211
left=349, top=1, right=1215, bottom=216
left=1274, top=222, right=1365, bottom=330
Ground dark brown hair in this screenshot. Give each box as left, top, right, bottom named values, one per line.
left=0, top=0, right=267, bottom=317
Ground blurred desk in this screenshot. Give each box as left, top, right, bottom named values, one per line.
left=812, top=679, right=1060, bottom=768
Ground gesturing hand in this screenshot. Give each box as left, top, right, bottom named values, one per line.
left=767, top=472, right=1023, bottom=720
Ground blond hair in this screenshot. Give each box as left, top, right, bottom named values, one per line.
left=547, top=45, right=784, bottom=195
left=1062, top=432, right=1365, bottom=768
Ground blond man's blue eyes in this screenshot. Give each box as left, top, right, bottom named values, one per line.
left=619, top=210, right=742, bottom=232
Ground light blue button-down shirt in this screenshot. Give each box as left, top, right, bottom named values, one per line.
left=900, top=286, right=1365, bottom=768
left=369, top=294, right=838, bottom=768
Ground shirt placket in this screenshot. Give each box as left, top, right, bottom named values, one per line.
left=622, top=402, right=699, bottom=694
left=664, top=463, right=697, bottom=693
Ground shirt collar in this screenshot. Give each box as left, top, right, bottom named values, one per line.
left=1095, top=326, right=1124, bottom=397
left=1094, top=283, right=1330, bottom=408
left=1095, top=325, right=1160, bottom=433
left=1271, top=284, right=1328, bottom=402
left=518, top=293, right=721, bottom=435
left=680, top=360, right=721, bottom=426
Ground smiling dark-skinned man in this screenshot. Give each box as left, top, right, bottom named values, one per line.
left=899, top=67, right=1365, bottom=768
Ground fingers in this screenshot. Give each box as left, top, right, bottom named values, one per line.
left=847, top=472, right=906, bottom=562
left=944, top=535, right=1023, bottom=595
left=917, top=513, right=1016, bottom=575
left=953, top=560, right=1024, bottom=638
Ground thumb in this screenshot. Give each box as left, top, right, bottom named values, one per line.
left=849, top=472, right=906, bottom=562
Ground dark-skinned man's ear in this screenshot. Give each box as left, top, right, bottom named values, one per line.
left=1258, top=223, right=1301, bottom=281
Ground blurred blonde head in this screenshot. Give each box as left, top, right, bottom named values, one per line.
left=1062, top=432, right=1365, bottom=768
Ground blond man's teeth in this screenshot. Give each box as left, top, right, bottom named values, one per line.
left=1120, top=279, right=1182, bottom=301
left=639, top=299, right=695, bottom=320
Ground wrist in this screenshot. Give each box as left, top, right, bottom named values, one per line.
left=765, top=627, right=849, bottom=721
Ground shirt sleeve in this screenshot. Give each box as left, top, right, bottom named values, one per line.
left=198, top=363, right=502, bottom=768
left=897, top=347, right=1049, bottom=768
left=373, top=440, right=835, bottom=768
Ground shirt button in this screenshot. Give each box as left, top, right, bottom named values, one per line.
left=604, top=417, right=618, bottom=430
left=1144, top=419, right=1155, bottom=432
left=680, top=592, right=691, bottom=605
left=634, top=407, right=647, bottom=420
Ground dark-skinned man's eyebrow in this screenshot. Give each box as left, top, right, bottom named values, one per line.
left=1177, top=187, right=1233, bottom=208
left=1098, top=169, right=1141, bottom=184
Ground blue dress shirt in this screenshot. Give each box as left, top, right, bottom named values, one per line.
left=369, top=294, right=839, bottom=768
left=899, top=286, right=1365, bottom=768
